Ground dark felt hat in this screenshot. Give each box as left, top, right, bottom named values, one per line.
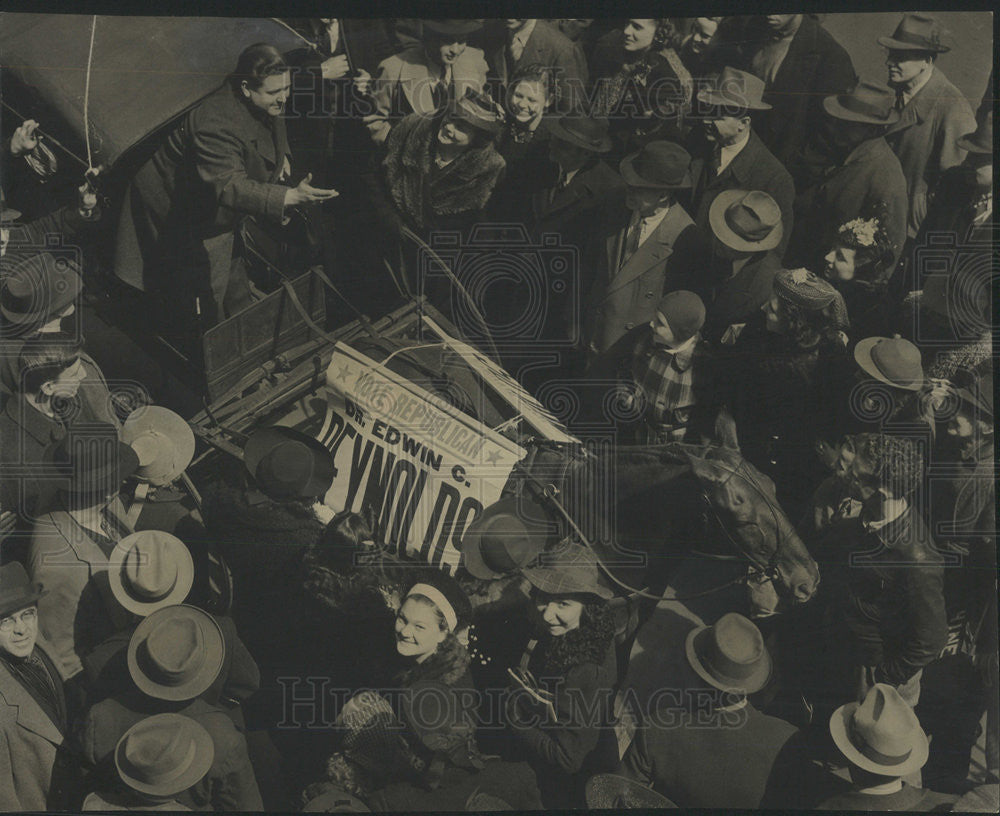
left=48, top=426, right=140, bottom=499
left=656, top=290, right=705, bottom=343
left=460, top=496, right=550, bottom=580
left=450, top=87, right=505, bottom=135
left=823, top=80, right=900, bottom=126
left=696, top=66, right=771, bottom=112
left=0, top=562, right=44, bottom=618
left=522, top=540, right=614, bottom=600
left=244, top=426, right=336, bottom=500
left=1, top=251, right=83, bottom=327
left=619, top=141, right=692, bottom=189
left=546, top=113, right=613, bottom=153
left=420, top=19, right=483, bottom=38
left=957, top=111, right=992, bottom=154
left=877, top=12, right=950, bottom=53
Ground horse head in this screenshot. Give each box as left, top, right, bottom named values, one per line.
left=685, top=444, right=820, bottom=605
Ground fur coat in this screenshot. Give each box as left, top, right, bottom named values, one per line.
left=382, top=113, right=505, bottom=230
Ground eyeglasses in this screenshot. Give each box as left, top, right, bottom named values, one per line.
left=0, top=607, right=37, bottom=632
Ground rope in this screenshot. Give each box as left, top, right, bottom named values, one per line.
left=83, top=15, right=98, bottom=169
left=270, top=18, right=320, bottom=50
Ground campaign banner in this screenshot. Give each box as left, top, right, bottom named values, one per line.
left=318, top=342, right=527, bottom=573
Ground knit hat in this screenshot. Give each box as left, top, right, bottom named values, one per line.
left=774, top=268, right=849, bottom=329
left=656, top=290, right=706, bottom=343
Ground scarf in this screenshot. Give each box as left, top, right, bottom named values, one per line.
left=383, top=115, right=506, bottom=229
left=1, top=647, right=66, bottom=735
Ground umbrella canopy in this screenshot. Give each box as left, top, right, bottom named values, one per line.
left=0, top=14, right=308, bottom=168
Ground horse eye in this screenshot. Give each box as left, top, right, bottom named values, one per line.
left=732, top=493, right=746, bottom=505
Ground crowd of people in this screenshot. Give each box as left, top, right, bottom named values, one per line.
left=0, top=14, right=995, bottom=812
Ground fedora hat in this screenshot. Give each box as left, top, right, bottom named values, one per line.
left=546, top=113, right=613, bottom=153
left=420, top=19, right=482, bottom=38
left=829, top=683, right=929, bottom=776
left=461, top=497, right=550, bottom=579
left=877, top=12, right=949, bottom=53
left=823, top=80, right=900, bottom=126
left=0, top=205, right=22, bottom=224
left=854, top=336, right=924, bottom=391
left=1, top=251, right=83, bottom=327
left=244, top=426, right=335, bottom=500
left=585, top=774, right=678, bottom=809
left=709, top=189, right=783, bottom=252
left=619, top=141, right=692, bottom=190
left=957, top=111, right=992, bottom=154
left=109, top=531, right=195, bottom=617
left=522, top=540, right=614, bottom=600
left=121, top=406, right=196, bottom=487
left=0, top=561, right=44, bottom=618
left=115, top=713, right=214, bottom=798
left=685, top=612, right=772, bottom=694
left=450, top=87, right=505, bottom=135
left=302, top=788, right=371, bottom=812
left=696, top=66, right=771, bottom=112
left=48, top=427, right=141, bottom=499
left=128, top=605, right=225, bottom=701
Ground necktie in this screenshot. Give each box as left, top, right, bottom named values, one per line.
left=894, top=89, right=906, bottom=112
left=508, top=34, right=524, bottom=66
left=433, top=65, right=452, bottom=110
left=621, top=217, right=642, bottom=268
left=711, top=147, right=723, bottom=176
left=549, top=170, right=568, bottom=205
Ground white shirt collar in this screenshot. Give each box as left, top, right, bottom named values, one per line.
left=856, top=779, right=904, bottom=795
left=718, top=129, right=751, bottom=173
left=900, top=66, right=934, bottom=106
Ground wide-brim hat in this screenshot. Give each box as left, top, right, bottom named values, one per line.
left=1, top=251, right=83, bottom=326
left=854, top=336, right=924, bottom=391
left=823, top=80, right=900, bottom=126
left=585, top=774, right=678, bottom=809
left=619, top=140, right=692, bottom=190
left=684, top=613, right=772, bottom=694
left=521, top=540, right=614, bottom=600
left=128, top=605, right=225, bottom=702
left=0, top=561, right=45, bottom=618
left=450, top=88, right=505, bottom=135
left=244, top=425, right=336, bottom=500
left=48, top=430, right=141, bottom=499
left=0, top=204, right=23, bottom=224
left=121, top=406, right=196, bottom=487
left=877, top=12, right=950, bottom=53
left=709, top=189, right=783, bottom=252
left=829, top=684, right=930, bottom=776
left=957, top=111, right=992, bottom=154
left=421, top=19, right=483, bottom=38
left=109, top=531, right=195, bottom=616
left=460, top=495, right=552, bottom=579
left=115, top=713, right=214, bottom=798
left=696, top=66, right=771, bottom=112
left=302, top=788, right=372, bottom=812
left=546, top=114, right=613, bottom=153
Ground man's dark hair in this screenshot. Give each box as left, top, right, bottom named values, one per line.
left=18, top=334, right=83, bottom=395
left=854, top=433, right=924, bottom=498
left=231, top=43, right=289, bottom=91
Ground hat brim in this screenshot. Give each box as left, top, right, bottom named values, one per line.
left=244, top=426, right=336, bottom=499
left=585, top=774, right=678, bottom=809
left=853, top=337, right=924, bottom=391
left=52, top=440, right=141, bottom=497
left=956, top=133, right=991, bottom=154
left=122, top=406, right=196, bottom=486
left=82, top=791, right=191, bottom=811
left=696, top=89, right=771, bottom=112
left=619, top=154, right=693, bottom=190
left=0, top=263, right=83, bottom=326
left=546, top=118, right=613, bottom=153
left=829, top=702, right=930, bottom=776
left=0, top=208, right=23, bottom=224
left=460, top=496, right=554, bottom=580
left=822, top=95, right=900, bottom=126
left=115, top=715, right=215, bottom=798
left=128, top=605, right=225, bottom=701
left=708, top=189, right=783, bottom=252
left=684, top=624, right=772, bottom=694
left=876, top=35, right=949, bottom=53
left=522, top=564, right=614, bottom=600
left=109, top=532, right=195, bottom=617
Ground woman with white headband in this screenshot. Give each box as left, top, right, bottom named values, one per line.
left=304, top=570, right=541, bottom=810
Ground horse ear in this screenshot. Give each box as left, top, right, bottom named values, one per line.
left=713, top=407, right=740, bottom=451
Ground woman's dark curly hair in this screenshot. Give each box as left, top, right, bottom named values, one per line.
left=776, top=298, right=847, bottom=353
left=536, top=596, right=616, bottom=676
left=851, top=433, right=925, bottom=498
left=651, top=18, right=684, bottom=51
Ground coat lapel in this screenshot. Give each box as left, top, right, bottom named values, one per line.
left=886, top=68, right=939, bottom=136
left=0, top=655, right=64, bottom=746
left=605, top=206, right=688, bottom=295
